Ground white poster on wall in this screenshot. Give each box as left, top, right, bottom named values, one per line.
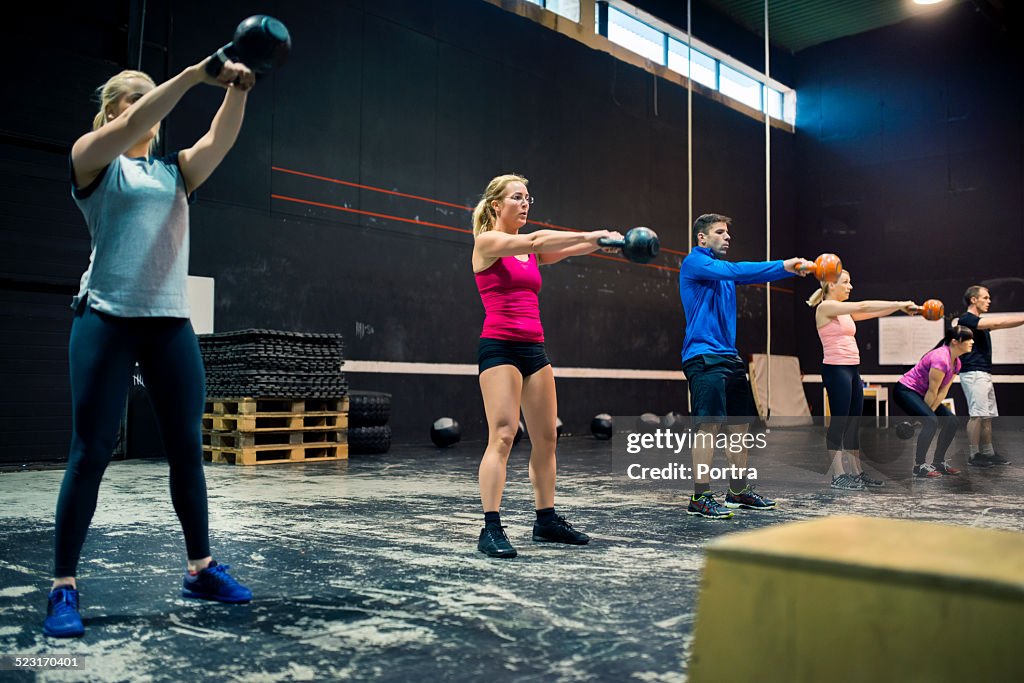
left=878, top=317, right=944, bottom=366
left=187, top=276, right=215, bottom=334
left=991, top=325, right=1024, bottom=364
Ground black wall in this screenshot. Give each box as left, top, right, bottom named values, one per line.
left=793, top=1, right=1024, bottom=416
left=9, top=0, right=914, bottom=464
left=1, top=2, right=175, bottom=464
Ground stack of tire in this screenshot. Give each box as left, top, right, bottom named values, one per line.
left=348, top=391, right=392, bottom=454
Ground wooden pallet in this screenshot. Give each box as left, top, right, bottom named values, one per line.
left=203, top=442, right=348, bottom=466
left=205, top=397, right=349, bottom=416
left=202, top=412, right=348, bottom=433
left=203, top=429, right=346, bottom=449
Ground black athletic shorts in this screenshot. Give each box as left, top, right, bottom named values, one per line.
left=478, top=338, right=551, bottom=377
left=682, top=354, right=758, bottom=426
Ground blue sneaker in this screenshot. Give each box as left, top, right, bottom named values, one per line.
left=43, top=586, right=84, bottom=638
left=182, top=561, right=252, bottom=603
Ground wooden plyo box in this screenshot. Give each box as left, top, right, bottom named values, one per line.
left=689, top=516, right=1023, bottom=682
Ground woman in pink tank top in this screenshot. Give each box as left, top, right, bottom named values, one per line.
left=807, top=270, right=916, bottom=490
left=470, top=174, right=621, bottom=559
left=894, top=326, right=973, bottom=478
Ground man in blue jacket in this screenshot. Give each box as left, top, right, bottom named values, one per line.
left=680, top=213, right=809, bottom=518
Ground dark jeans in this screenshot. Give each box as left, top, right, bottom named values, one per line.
left=54, top=301, right=209, bottom=577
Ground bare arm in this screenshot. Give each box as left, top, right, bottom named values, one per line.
left=538, top=231, right=623, bottom=265
left=475, top=229, right=612, bottom=259
left=933, top=381, right=953, bottom=410
left=71, top=59, right=254, bottom=188
left=178, top=84, right=250, bottom=193
left=923, top=368, right=947, bottom=411
left=818, top=299, right=916, bottom=321
left=71, top=66, right=205, bottom=186
left=977, top=313, right=1024, bottom=330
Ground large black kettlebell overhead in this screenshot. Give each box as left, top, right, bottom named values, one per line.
left=205, top=15, right=292, bottom=78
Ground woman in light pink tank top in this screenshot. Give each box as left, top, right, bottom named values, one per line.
left=808, top=270, right=916, bottom=490
left=470, top=174, right=621, bottom=559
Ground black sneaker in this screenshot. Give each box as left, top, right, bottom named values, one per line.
left=986, top=453, right=1012, bottom=466
left=532, top=515, right=590, bottom=545
left=968, top=454, right=995, bottom=468
left=478, top=525, right=517, bottom=558
left=687, top=492, right=733, bottom=519
left=725, top=485, right=777, bottom=510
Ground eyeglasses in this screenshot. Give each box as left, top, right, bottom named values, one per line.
left=505, top=193, right=534, bottom=205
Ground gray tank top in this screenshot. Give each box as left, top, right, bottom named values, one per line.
left=71, top=153, right=191, bottom=317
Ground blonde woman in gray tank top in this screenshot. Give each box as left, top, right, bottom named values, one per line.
left=44, top=54, right=257, bottom=639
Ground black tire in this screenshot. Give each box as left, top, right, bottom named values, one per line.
left=348, top=425, right=392, bottom=454
left=348, top=391, right=392, bottom=426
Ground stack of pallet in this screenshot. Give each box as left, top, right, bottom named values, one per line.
left=198, top=329, right=348, bottom=465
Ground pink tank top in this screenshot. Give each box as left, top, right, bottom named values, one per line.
left=818, top=314, right=860, bottom=365
left=475, top=254, right=544, bottom=342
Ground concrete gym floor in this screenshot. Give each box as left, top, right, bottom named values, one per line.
left=0, top=426, right=1021, bottom=682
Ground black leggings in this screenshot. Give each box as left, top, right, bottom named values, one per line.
left=54, top=302, right=209, bottom=577
left=893, top=383, right=957, bottom=465
left=822, top=364, right=863, bottom=451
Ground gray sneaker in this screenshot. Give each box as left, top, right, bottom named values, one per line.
left=830, top=473, right=866, bottom=491
left=856, top=472, right=885, bottom=488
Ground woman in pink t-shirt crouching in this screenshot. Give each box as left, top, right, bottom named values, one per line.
left=894, top=326, right=974, bottom=478
left=470, top=174, right=620, bottom=559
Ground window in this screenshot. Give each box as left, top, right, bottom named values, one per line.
left=524, top=0, right=580, bottom=22
left=764, top=87, right=784, bottom=120
left=600, top=0, right=795, bottom=125
left=607, top=6, right=664, bottom=64
left=491, top=0, right=796, bottom=126
left=719, top=64, right=761, bottom=111
left=667, top=38, right=716, bottom=89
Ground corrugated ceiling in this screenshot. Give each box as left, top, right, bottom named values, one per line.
left=701, top=0, right=970, bottom=53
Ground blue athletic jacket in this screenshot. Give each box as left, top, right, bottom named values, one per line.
left=679, top=246, right=792, bottom=364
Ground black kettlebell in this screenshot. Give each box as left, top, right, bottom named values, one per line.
left=430, top=417, right=461, bottom=448
left=598, top=227, right=660, bottom=264
left=895, top=421, right=915, bottom=440
left=205, top=15, right=292, bottom=78
left=591, top=413, right=613, bottom=440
